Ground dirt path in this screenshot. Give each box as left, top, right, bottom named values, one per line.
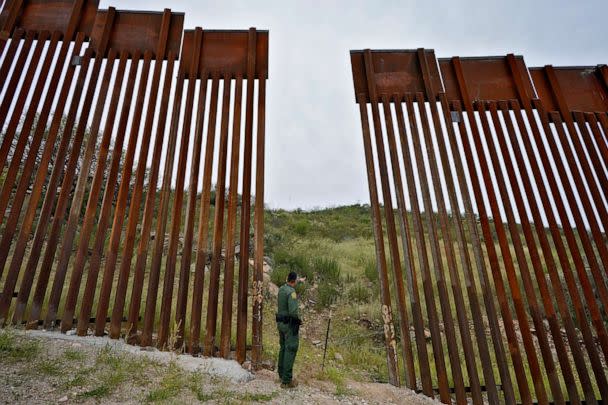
left=0, top=329, right=436, bottom=404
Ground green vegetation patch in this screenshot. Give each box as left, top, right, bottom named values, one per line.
left=0, top=329, right=40, bottom=362
left=146, top=362, right=183, bottom=402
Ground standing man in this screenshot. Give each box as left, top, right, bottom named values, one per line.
left=276, top=271, right=302, bottom=388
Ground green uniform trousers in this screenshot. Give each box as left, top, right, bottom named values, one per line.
left=277, top=322, right=299, bottom=384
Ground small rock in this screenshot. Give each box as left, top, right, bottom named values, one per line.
left=58, top=396, right=68, bottom=403
left=312, top=340, right=322, bottom=346
left=70, top=342, right=82, bottom=348
left=66, top=329, right=76, bottom=336
left=424, top=329, right=432, bottom=340
left=334, top=352, right=344, bottom=362
left=242, top=361, right=252, bottom=371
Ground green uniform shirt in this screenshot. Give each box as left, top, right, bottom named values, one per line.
left=277, top=283, right=300, bottom=320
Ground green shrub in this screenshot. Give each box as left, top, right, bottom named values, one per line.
left=364, top=259, right=378, bottom=284
left=344, top=272, right=356, bottom=284
left=317, top=283, right=340, bottom=308
left=318, top=366, right=349, bottom=395
left=308, top=204, right=373, bottom=241
left=312, top=257, right=341, bottom=284
left=272, top=249, right=313, bottom=280
left=145, top=363, right=183, bottom=402
left=264, top=229, right=284, bottom=256
left=347, top=283, right=371, bottom=304
left=38, top=359, right=61, bottom=375
left=274, top=250, right=305, bottom=268
left=0, top=329, right=39, bottom=361
left=63, top=348, right=86, bottom=361
left=0, top=329, right=16, bottom=353
left=292, top=219, right=310, bottom=236
left=270, top=265, right=290, bottom=287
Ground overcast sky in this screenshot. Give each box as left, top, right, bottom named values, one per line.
left=102, top=0, right=607, bottom=209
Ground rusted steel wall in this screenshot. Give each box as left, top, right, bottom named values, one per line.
left=351, top=49, right=608, bottom=404
left=0, top=0, right=267, bottom=365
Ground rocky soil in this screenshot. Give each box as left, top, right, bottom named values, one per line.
left=0, top=329, right=438, bottom=404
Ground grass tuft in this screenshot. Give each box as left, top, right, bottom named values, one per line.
left=80, top=385, right=110, bottom=399
left=146, top=362, right=183, bottom=402
left=292, top=219, right=310, bottom=236
left=0, top=329, right=40, bottom=361
left=63, top=348, right=86, bottom=361
left=312, top=257, right=341, bottom=284
left=318, top=366, right=349, bottom=396
left=363, top=259, right=378, bottom=284
left=347, top=282, right=371, bottom=304
left=317, top=283, right=340, bottom=308
left=37, top=359, right=61, bottom=375
left=63, top=372, right=87, bottom=389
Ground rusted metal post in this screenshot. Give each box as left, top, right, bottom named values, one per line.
left=95, top=51, right=153, bottom=337
left=450, top=57, right=535, bottom=404
left=393, top=97, right=438, bottom=397
left=355, top=93, right=400, bottom=387
left=0, top=30, right=35, bottom=138
left=141, top=66, right=185, bottom=347
left=126, top=50, right=176, bottom=340
left=234, top=27, right=257, bottom=363
left=110, top=9, right=174, bottom=340
left=22, top=33, right=87, bottom=326
left=204, top=72, right=232, bottom=356
left=378, top=95, right=417, bottom=391
left=251, top=74, right=266, bottom=367
left=190, top=74, right=220, bottom=353
left=0, top=30, right=52, bottom=224
left=157, top=27, right=202, bottom=349
left=173, top=39, right=207, bottom=350
left=219, top=74, right=244, bottom=358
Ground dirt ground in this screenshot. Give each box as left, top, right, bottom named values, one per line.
left=0, top=329, right=438, bottom=404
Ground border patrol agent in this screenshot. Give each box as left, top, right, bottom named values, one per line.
left=276, top=271, right=302, bottom=388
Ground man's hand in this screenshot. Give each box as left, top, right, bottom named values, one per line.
left=297, top=277, right=306, bottom=284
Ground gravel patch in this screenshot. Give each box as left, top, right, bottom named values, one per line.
left=0, top=329, right=439, bottom=404
left=26, top=329, right=253, bottom=383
